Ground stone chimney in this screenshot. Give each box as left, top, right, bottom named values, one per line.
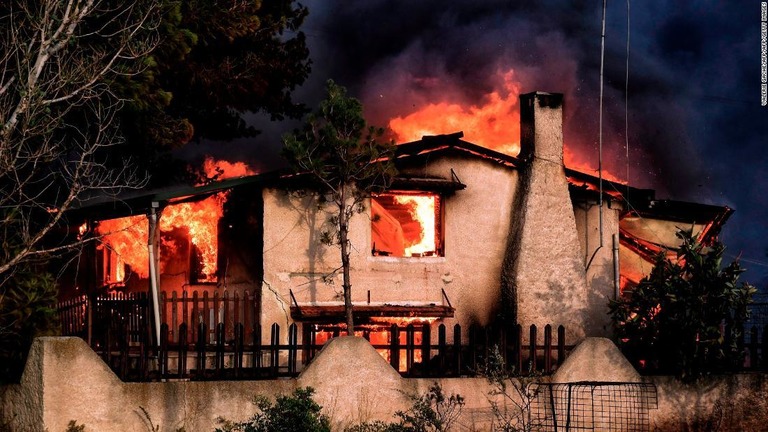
left=501, top=92, right=588, bottom=340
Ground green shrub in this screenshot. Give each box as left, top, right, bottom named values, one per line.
left=216, top=387, right=330, bottom=432
left=609, top=229, right=756, bottom=381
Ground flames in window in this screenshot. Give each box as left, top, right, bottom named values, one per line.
left=371, top=192, right=442, bottom=257
left=95, top=196, right=225, bottom=284
left=93, top=158, right=253, bottom=285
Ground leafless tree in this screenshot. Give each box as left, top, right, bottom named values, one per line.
left=0, top=0, right=160, bottom=283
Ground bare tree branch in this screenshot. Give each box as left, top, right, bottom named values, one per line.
left=0, top=0, right=159, bottom=284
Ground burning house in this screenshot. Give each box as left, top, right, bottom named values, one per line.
left=61, top=92, right=731, bottom=374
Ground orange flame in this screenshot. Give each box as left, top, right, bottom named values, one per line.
left=96, top=215, right=149, bottom=280
left=95, top=158, right=254, bottom=284
left=202, top=157, right=254, bottom=180
left=388, top=69, right=626, bottom=183
left=390, top=70, right=522, bottom=156
left=395, top=195, right=437, bottom=256
left=159, top=196, right=223, bottom=281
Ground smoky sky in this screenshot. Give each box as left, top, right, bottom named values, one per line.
left=178, top=0, right=768, bottom=285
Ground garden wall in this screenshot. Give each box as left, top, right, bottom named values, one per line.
left=1, top=336, right=767, bottom=431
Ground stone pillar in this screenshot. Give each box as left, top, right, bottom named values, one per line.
left=501, top=92, right=588, bottom=340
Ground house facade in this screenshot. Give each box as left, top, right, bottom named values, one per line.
left=62, top=92, right=731, bottom=365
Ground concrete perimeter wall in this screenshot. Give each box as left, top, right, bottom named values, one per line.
left=2, top=337, right=768, bottom=431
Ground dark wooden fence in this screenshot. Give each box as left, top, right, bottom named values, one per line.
left=56, top=293, right=569, bottom=382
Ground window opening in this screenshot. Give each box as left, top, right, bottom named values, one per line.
left=371, top=192, right=442, bottom=257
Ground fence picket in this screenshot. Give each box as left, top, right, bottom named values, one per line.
left=56, top=295, right=573, bottom=381
left=529, top=324, right=537, bottom=373
left=390, top=324, right=400, bottom=372
left=544, top=324, right=552, bottom=373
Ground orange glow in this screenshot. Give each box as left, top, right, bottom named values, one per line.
left=395, top=195, right=436, bottom=256
left=202, top=156, right=254, bottom=180
left=563, top=146, right=626, bottom=185
left=96, top=215, right=149, bottom=280
left=372, top=193, right=441, bottom=257
left=311, top=321, right=431, bottom=372
left=390, top=70, right=521, bottom=156
left=159, top=195, right=223, bottom=282
left=369, top=317, right=439, bottom=325
left=388, top=69, right=626, bottom=183
left=95, top=158, right=253, bottom=283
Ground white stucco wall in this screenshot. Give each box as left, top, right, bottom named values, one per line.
left=4, top=337, right=767, bottom=432
left=260, top=155, right=519, bottom=341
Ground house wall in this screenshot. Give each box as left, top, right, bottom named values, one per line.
left=260, top=155, right=519, bottom=338
left=261, top=93, right=614, bottom=343
left=573, top=201, right=622, bottom=337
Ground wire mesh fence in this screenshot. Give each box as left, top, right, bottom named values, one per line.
left=529, top=382, right=657, bottom=432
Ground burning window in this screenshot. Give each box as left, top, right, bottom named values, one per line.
left=96, top=215, right=148, bottom=286
left=94, top=195, right=224, bottom=286
left=371, top=192, right=443, bottom=257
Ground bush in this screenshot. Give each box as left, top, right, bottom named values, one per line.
left=215, top=387, right=330, bottom=432
left=345, top=383, right=464, bottom=432
left=609, top=229, right=756, bottom=381
left=483, top=346, right=543, bottom=432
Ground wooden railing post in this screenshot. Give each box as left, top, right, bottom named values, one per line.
left=288, top=323, right=298, bottom=375
left=453, top=324, right=462, bottom=376
left=160, top=323, right=169, bottom=378
left=178, top=322, right=188, bottom=379
left=215, top=323, right=225, bottom=376
left=302, top=324, right=312, bottom=366
left=171, top=291, right=178, bottom=343
left=234, top=323, right=244, bottom=377
left=222, top=291, right=229, bottom=341
left=270, top=323, right=280, bottom=377
left=544, top=324, right=552, bottom=373
left=528, top=324, right=537, bottom=374
left=390, top=324, right=400, bottom=372
left=406, top=324, right=415, bottom=374
left=203, top=292, right=210, bottom=342
left=421, top=323, right=431, bottom=377
left=192, top=291, right=200, bottom=342
left=253, top=324, right=263, bottom=372
left=438, top=324, right=447, bottom=374
left=196, top=322, right=207, bottom=378
left=557, top=325, right=566, bottom=368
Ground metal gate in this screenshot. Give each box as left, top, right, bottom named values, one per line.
left=529, top=382, right=657, bottom=431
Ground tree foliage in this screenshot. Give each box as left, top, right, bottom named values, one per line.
left=282, top=80, right=396, bottom=333
left=610, top=229, right=756, bottom=381
left=116, top=0, right=311, bottom=185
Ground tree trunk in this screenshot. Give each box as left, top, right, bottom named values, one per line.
left=339, top=188, right=355, bottom=335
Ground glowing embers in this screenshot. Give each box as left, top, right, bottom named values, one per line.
left=371, top=192, right=442, bottom=257
left=311, top=322, right=432, bottom=372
